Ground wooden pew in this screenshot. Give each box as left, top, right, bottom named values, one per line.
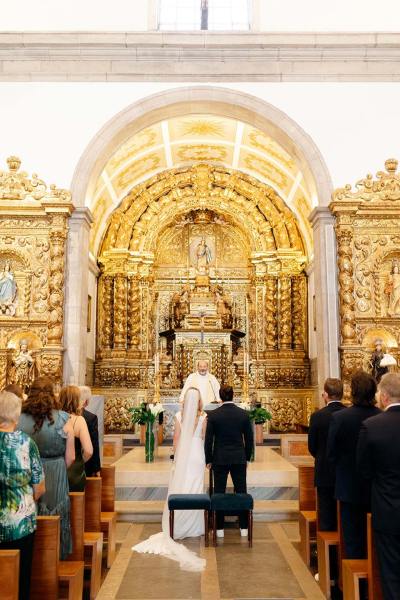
left=0, top=549, right=19, bottom=600
left=367, top=514, right=383, bottom=600
left=60, top=492, right=85, bottom=600
left=342, top=514, right=384, bottom=600
left=30, top=516, right=84, bottom=600
left=84, top=477, right=104, bottom=599
left=30, top=516, right=60, bottom=599
left=317, top=529, right=339, bottom=599
left=100, top=465, right=117, bottom=567
left=298, top=464, right=317, bottom=566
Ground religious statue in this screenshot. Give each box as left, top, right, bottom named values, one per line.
left=10, top=339, right=36, bottom=391
left=0, top=261, right=17, bottom=315
left=385, top=260, right=400, bottom=316
left=195, top=238, right=212, bottom=274
left=215, top=285, right=233, bottom=328
left=370, top=339, right=389, bottom=383
left=171, top=284, right=191, bottom=328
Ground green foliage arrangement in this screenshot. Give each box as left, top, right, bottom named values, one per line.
left=248, top=406, right=272, bottom=424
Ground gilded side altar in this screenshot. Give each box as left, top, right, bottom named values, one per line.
left=0, top=156, right=73, bottom=387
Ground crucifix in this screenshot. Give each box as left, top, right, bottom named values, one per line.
left=200, top=311, right=205, bottom=344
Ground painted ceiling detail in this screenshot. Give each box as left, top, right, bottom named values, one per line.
left=90, top=114, right=314, bottom=257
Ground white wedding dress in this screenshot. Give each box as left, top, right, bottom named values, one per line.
left=132, top=388, right=206, bottom=571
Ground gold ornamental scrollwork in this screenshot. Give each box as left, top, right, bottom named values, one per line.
left=330, top=159, right=400, bottom=389
left=0, top=156, right=73, bottom=385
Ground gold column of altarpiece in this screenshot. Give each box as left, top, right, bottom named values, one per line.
left=330, top=159, right=400, bottom=396
left=95, top=164, right=312, bottom=432
left=0, top=156, right=73, bottom=388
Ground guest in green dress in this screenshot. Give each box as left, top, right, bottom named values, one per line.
left=0, top=390, right=45, bottom=600
left=18, top=376, right=75, bottom=559
left=59, top=385, right=93, bottom=492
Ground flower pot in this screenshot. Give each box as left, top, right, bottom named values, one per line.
left=140, top=424, right=146, bottom=445
left=255, top=423, right=264, bottom=445
left=145, top=422, right=155, bottom=463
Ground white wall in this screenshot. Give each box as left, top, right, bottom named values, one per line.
left=1, top=0, right=400, bottom=31
left=0, top=82, right=399, bottom=196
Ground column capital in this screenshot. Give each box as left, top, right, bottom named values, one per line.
left=309, top=206, right=335, bottom=228
left=69, top=206, right=93, bottom=228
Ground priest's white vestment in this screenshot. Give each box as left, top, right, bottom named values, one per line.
left=179, top=372, right=220, bottom=408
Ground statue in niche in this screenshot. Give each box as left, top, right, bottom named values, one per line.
left=215, top=285, right=233, bottom=329
left=385, top=260, right=400, bottom=316
left=0, top=261, right=17, bottom=315
left=171, top=284, right=191, bottom=328
left=370, top=338, right=389, bottom=383
left=195, top=238, right=212, bottom=274
left=10, top=339, right=36, bottom=391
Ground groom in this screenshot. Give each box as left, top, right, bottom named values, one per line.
left=205, top=384, right=254, bottom=537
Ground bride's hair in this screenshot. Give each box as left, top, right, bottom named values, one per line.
left=182, top=387, right=202, bottom=420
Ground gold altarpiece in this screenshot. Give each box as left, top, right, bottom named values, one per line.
left=0, top=157, right=73, bottom=388
left=330, top=159, right=400, bottom=395
left=95, top=164, right=313, bottom=432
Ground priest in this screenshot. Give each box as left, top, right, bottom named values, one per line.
left=179, top=360, right=220, bottom=409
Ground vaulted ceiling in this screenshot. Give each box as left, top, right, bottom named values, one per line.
left=90, top=114, right=314, bottom=256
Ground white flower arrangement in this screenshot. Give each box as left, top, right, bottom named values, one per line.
left=148, top=402, right=164, bottom=416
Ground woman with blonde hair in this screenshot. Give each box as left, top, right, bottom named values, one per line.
left=59, top=385, right=93, bottom=491
left=18, top=376, right=74, bottom=559
left=133, top=387, right=206, bottom=571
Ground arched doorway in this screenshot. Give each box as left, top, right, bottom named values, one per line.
left=64, top=86, right=339, bottom=418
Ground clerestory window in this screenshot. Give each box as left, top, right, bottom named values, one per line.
left=158, top=0, right=250, bottom=31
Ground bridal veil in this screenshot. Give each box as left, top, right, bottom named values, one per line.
left=132, top=387, right=206, bottom=571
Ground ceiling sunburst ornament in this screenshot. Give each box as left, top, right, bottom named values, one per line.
left=180, top=119, right=225, bottom=138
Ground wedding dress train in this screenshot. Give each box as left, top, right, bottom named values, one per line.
left=132, top=388, right=206, bottom=572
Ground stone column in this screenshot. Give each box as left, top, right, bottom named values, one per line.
left=63, top=207, right=93, bottom=385
left=265, top=276, right=278, bottom=349
left=309, top=208, right=340, bottom=403
left=279, top=276, right=292, bottom=349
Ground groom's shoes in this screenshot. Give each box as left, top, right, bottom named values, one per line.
left=216, top=529, right=224, bottom=538
left=240, top=528, right=248, bottom=537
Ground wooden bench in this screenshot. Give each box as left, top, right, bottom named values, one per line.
left=0, top=549, right=19, bottom=600
left=298, top=464, right=317, bottom=566
left=30, top=516, right=83, bottom=600
left=317, top=530, right=339, bottom=599
left=341, top=514, right=384, bottom=600
left=100, top=466, right=117, bottom=567
left=84, top=477, right=104, bottom=599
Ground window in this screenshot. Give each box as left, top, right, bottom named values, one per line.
left=158, top=0, right=250, bottom=31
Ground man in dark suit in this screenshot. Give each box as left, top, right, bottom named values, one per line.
left=205, top=384, right=253, bottom=537
left=308, top=378, right=345, bottom=530
left=80, top=386, right=101, bottom=477
left=327, top=370, right=381, bottom=559
left=357, top=372, right=400, bottom=600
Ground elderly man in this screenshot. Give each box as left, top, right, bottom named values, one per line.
left=357, top=373, right=400, bottom=600
left=79, top=386, right=101, bottom=477
left=179, top=360, right=220, bottom=409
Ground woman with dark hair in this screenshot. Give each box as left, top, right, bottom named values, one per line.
left=18, top=376, right=75, bottom=558
left=59, top=385, right=93, bottom=492
left=327, top=370, right=381, bottom=560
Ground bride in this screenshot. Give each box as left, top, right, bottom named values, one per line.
left=132, top=387, right=207, bottom=571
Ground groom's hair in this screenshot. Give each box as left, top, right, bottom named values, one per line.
left=219, top=385, right=233, bottom=402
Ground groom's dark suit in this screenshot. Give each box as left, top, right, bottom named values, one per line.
left=205, top=401, right=253, bottom=529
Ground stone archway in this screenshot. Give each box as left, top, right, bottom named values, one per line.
left=64, top=86, right=338, bottom=401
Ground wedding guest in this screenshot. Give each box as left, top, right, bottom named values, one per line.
left=18, top=376, right=74, bottom=559
left=327, top=370, right=381, bottom=559
left=0, top=391, right=45, bottom=600
left=79, top=386, right=101, bottom=477
left=308, top=378, right=346, bottom=531
left=59, top=385, right=93, bottom=491
left=357, top=373, right=400, bottom=600
left=3, top=383, right=24, bottom=399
